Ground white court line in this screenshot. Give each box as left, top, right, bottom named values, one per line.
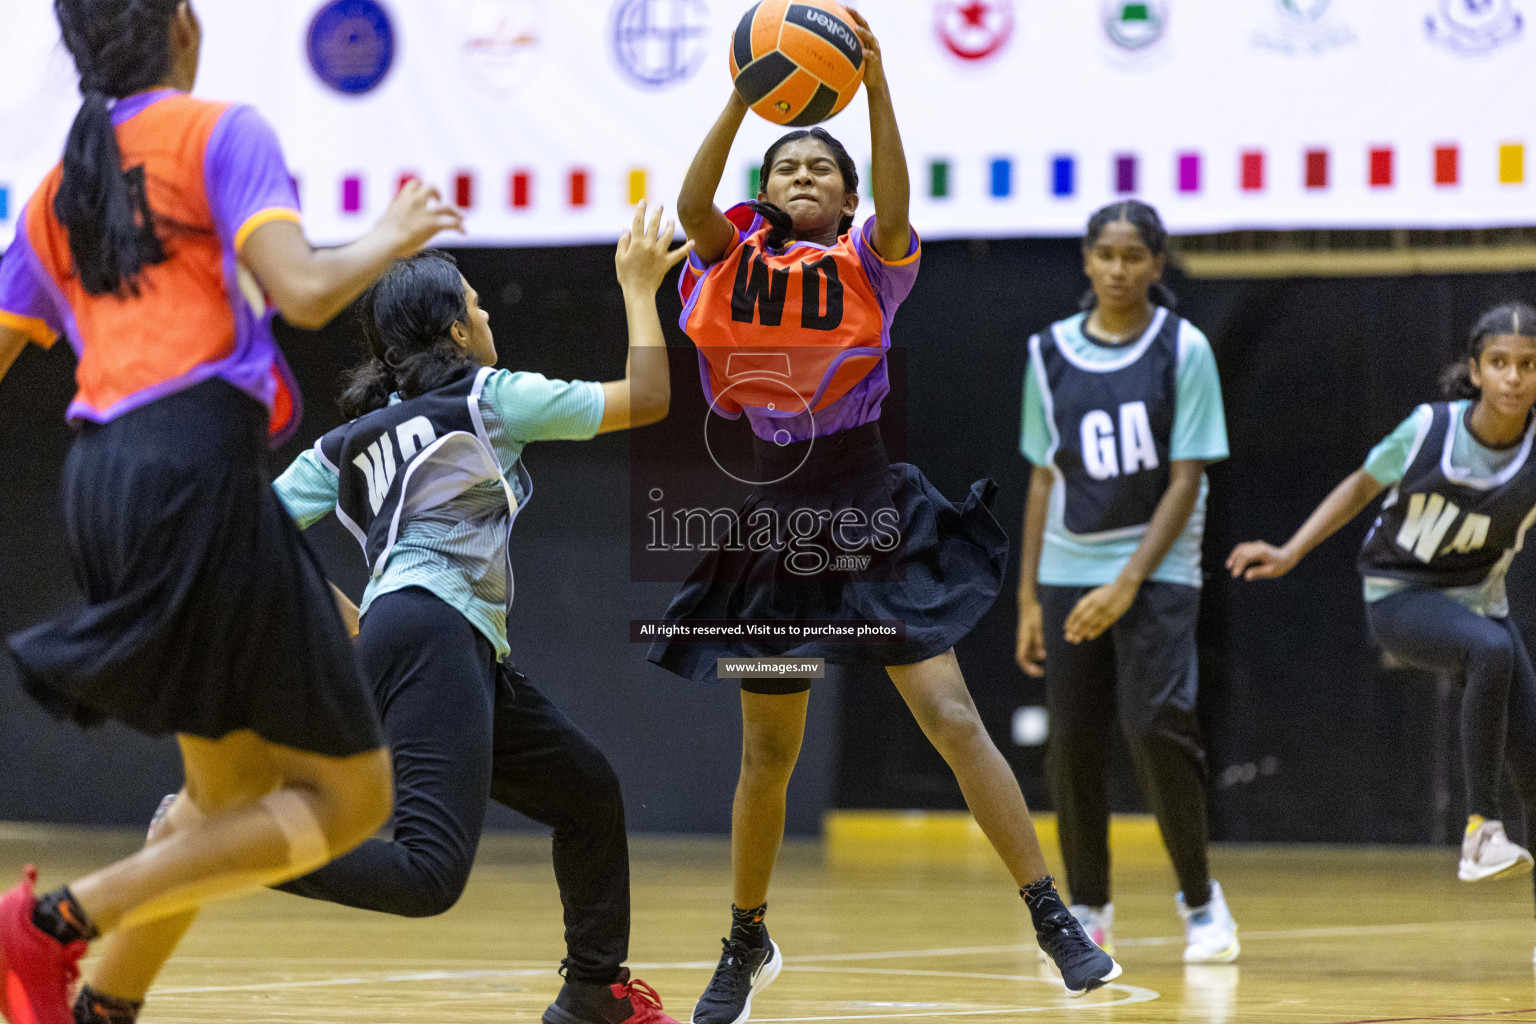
left=160, top=965, right=1160, bottom=1019
left=152, top=918, right=1511, bottom=1000
left=155, top=969, right=551, bottom=995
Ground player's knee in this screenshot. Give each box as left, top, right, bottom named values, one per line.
left=310, top=748, right=395, bottom=854
left=575, top=750, right=623, bottom=813
left=741, top=730, right=802, bottom=780
left=921, top=696, right=989, bottom=757
left=394, top=869, right=469, bottom=918
left=1471, top=629, right=1515, bottom=678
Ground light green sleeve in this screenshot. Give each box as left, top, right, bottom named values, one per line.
left=1170, top=324, right=1229, bottom=463
left=1363, top=406, right=1433, bottom=486
left=272, top=448, right=340, bottom=530
left=483, top=369, right=605, bottom=444
left=1020, top=359, right=1054, bottom=466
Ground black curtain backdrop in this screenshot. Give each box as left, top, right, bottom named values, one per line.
left=1, top=236, right=1531, bottom=841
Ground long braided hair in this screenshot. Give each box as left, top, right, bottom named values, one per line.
left=53, top=0, right=183, bottom=295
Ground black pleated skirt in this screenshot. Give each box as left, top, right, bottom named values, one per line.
left=7, top=380, right=382, bottom=757
left=647, top=422, right=1008, bottom=682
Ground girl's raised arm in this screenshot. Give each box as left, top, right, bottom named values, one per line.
left=241, top=179, right=463, bottom=331
left=598, top=202, right=694, bottom=433
left=848, top=10, right=911, bottom=261
left=677, top=93, right=750, bottom=265
left=1227, top=468, right=1387, bottom=580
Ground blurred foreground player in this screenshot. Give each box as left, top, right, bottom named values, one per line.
left=0, top=2, right=463, bottom=1022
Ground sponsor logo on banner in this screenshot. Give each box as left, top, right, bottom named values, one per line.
left=611, top=0, right=710, bottom=88
left=1426, top=0, right=1524, bottom=54
left=1253, top=0, right=1355, bottom=55
left=461, top=0, right=543, bottom=94
left=935, top=0, right=1015, bottom=61
left=1103, top=0, right=1168, bottom=51
left=307, top=0, right=395, bottom=95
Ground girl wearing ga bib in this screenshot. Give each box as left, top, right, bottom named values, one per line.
left=656, top=14, right=1118, bottom=1020
left=1230, top=304, right=1536, bottom=903
left=1016, top=201, right=1239, bottom=965
left=0, top=3, right=460, bottom=1022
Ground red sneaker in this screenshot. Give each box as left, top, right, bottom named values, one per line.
left=612, top=974, right=679, bottom=1024
left=0, top=867, right=86, bottom=1024
left=542, top=968, right=681, bottom=1024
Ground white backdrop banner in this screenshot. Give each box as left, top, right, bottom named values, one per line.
left=2, top=0, right=1535, bottom=249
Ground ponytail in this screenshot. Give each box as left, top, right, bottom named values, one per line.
left=337, top=359, right=399, bottom=420
left=746, top=201, right=796, bottom=251
left=53, top=0, right=182, bottom=295
left=1441, top=301, right=1536, bottom=401
left=54, top=89, right=166, bottom=295
left=338, top=251, right=478, bottom=419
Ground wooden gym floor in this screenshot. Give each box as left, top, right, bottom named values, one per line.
left=3, top=815, right=1533, bottom=1024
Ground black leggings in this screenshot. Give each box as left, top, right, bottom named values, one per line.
left=1040, top=582, right=1212, bottom=909
left=276, top=587, right=630, bottom=983
left=1367, top=588, right=1536, bottom=826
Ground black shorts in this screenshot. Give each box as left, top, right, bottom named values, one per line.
left=8, top=380, right=382, bottom=758
left=739, top=676, right=814, bottom=696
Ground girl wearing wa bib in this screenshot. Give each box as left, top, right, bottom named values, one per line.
left=1230, top=304, right=1536, bottom=921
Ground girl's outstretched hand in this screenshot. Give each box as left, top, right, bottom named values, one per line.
left=379, top=179, right=465, bottom=257
left=1226, top=541, right=1297, bottom=580
left=845, top=8, right=886, bottom=91
left=615, top=201, right=694, bottom=294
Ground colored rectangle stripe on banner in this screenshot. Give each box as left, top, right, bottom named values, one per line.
left=1435, top=146, right=1458, bottom=186
left=1500, top=144, right=1524, bottom=184
left=397, top=172, right=419, bottom=193
left=628, top=169, right=647, bottom=204
left=748, top=166, right=760, bottom=199
left=570, top=170, right=589, bottom=208
left=511, top=170, right=532, bottom=209
left=1305, top=149, right=1328, bottom=190
left=0, top=186, right=8, bottom=222
left=1241, top=151, right=1264, bottom=192
left=1051, top=156, right=1074, bottom=197
left=1369, top=147, right=1393, bottom=187
left=1115, top=154, right=1136, bottom=194
left=342, top=175, right=362, bottom=213
left=990, top=158, right=1011, bottom=198
left=929, top=160, right=949, bottom=198
left=455, top=172, right=475, bottom=209
left=1177, top=152, right=1200, bottom=193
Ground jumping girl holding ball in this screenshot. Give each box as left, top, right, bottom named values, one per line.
left=654, top=9, right=1119, bottom=1022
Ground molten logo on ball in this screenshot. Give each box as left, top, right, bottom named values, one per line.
left=730, top=0, right=866, bottom=126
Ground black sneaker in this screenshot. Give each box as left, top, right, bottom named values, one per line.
left=1028, top=888, right=1122, bottom=997
left=690, top=937, right=782, bottom=1024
